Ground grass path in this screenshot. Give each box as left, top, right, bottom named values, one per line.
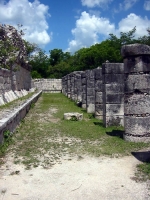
left=1, top=93, right=149, bottom=171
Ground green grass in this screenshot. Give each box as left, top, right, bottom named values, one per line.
left=0, top=93, right=150, bottom=177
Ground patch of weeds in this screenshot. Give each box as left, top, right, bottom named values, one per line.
left=135, top=162, right=150, bottom=182
left=30, top=102, right=35, bottom=109
left=70, top=116, right=78, bottom=121
left=0, top=130, right=13, bottom=157
left=88, top=113, right=95, bottom=119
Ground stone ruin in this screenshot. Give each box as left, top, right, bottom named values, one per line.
left=0, top=24, right=32, bottom=105
left=62, top=43, right=150, bottom=143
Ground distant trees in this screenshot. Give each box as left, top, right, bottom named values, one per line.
left=30, top=26, right=150, bottom=78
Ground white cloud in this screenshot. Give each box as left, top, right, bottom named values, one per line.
left=0, top=0, right=52, bottom=46
left=81, top=0, right=113, bottom=8
left=114, top=0, right=138, bottom=13
left=67, top=12, right=150, bottom=53
left=123, top=0, right=138, bottom=10
left=67, top=11, right=115, bottom=52
left=118, top=13, right=150, bottom=37
left=144, top=0, right=150, bottom=10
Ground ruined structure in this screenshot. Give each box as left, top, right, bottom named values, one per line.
left=102, top=63, right=124, bottom=127
left=0, top=24, right=32, bottom=105
left=121, top=44, right=150, bottom=142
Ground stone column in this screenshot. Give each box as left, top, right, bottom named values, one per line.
left=86, top=69, right=95, bottom=113
left=81, top=71, right=86, bottom=109
left=70, top=72, right=75, bottom=101
left=121, top=43, right=150, bottom=142
left=94, top=67, right=103, bottom=119
left=75, top=71, right=83, bottom=104
left=67, top=73, right=71, bottom=98
left=61, top=76, right=65, bottom=95
left=102, top=63, right=124, bottom=127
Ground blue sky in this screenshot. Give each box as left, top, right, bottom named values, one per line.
left=0, top=0, right=150, bottom=54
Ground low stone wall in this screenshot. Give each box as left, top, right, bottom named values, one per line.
left=62, top=43, right=150, bottom=143
left=0, top=91, right=42, bottom=143
left=32, top=79, right=62, bottom=93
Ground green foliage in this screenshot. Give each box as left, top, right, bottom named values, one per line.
left=136, top=162, right=150, bottom=181
left=29, top=26, right=150, bottom=78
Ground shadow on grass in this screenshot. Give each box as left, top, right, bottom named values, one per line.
left=93, top=122, right=104, bottom=127
left=131, top=151, right=150, bottom=162
left=106, top=130, right=124, bottom=139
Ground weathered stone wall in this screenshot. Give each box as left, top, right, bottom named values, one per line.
left=0, top=66, right=32, bottom=105
left=81, top=71, right=87, bottom=109
left=94, top=67, right=103, bottom=119
left=0, top=91, right=42, bottom=143
left=33, top=78, right=62, bottom=93
left=86, top=70, right=95, bottom=113
left=121, top=43, right=150, bottom=142
left=102, top=63, right=124, bottom=127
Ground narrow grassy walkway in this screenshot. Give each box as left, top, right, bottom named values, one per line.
left=1, top=93, right=150, bottom=174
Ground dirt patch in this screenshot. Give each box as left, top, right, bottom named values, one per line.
left=0, top=155, right=150, bottom=200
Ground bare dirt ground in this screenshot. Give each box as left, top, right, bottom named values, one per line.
left=0, top=154, right=150, bottom=200
left=0, top=95, right=150, bottom=200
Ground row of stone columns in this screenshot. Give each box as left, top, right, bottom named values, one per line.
left=62, top=44, right=150, bottom=142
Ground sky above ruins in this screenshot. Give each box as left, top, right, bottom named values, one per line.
left=0, top=0, right=150, bottom=54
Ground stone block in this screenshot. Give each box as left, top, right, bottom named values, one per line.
left=102, top=63, right=124, bottom=74
left=125, top=116, right=150, bottom=136
left=81, top=78, right=86, bottom=84
left=94, top=68, right=102, bottom=79
left=104, top=74, right=124, bottom=84
left=104, top=84, right=124, bottom=93
left=95, top=92, right=103, bottom=103
left=87, top=103, right=95, bottom=113
left=105, top=93, right=124, bottom=104
left=124, top=94, right=150, bottom=114
left=103, top=115, right=124, bottom=127
left=121, top=44, right=150, bottom=57
left=104, top=104, right=124, bottom=116
left=87, top=80, right=95, bottom=87
left=63, top=112, right=83, bottom=121
left=87, top=96, right=95, bottom=104
left=86, top=70, right=95, bottom=79
left=95, top=81, right=103, bottom=92
left=125, top=74, right=150, bottom=93
left=87, top=88, right=95, bottom=96
left=124, top=56, right=150, bottom=73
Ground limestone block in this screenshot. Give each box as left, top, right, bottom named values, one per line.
left=104, top=104, right=124, bottom=116
left=104, top=93, right=124, bottom=104
left=121, top=44, right=150, bottom=57
left=124, top=94, right=150, bottom=114
left=94, top=68, right=102, bottom=79
left=81, top=78, right=86, bottom=85
left=125, top=74, right=150, bottom=93
left=125, top=116, right=150, bottom=136
left=124, top=56, right=150, bottom=73
left=86, top=70, right=95, bottom=79
left=104, top=115, right=124, bottom=127
left=87, top=88, right=95, bottom=96
left=87, top=80, right=95, bottom=88
left=95, top=92, right=103, bottom=103
left=102, top=63, right=124, bottom=74
left=104, top=74, right=124, bottom=84
left=0, top=76, right=4, bottom=84
left=87, top=103, right=95, bottom=113
left=95, top=81, right=103, bottom=92
left=104, top=84, right=124, bottom=93
left=87, top=96, right=95, bottom=104
left=63, top=112, right=83, bottom=121
left=0, top=95, right=5, bottom=105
